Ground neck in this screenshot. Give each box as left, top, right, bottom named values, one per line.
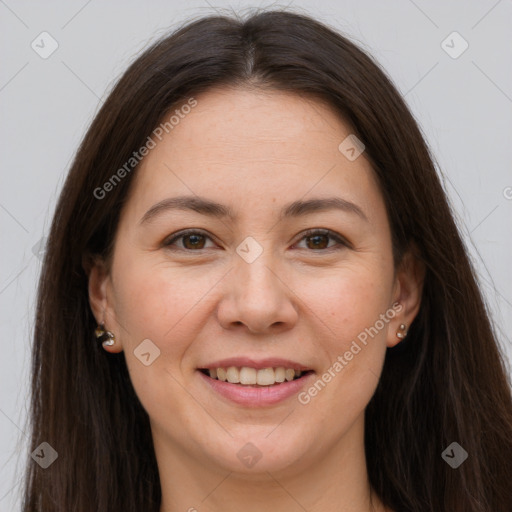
left=155, top=414, right=387, bottom=512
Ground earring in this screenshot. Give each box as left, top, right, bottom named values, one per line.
left=396, top=323, right=408, bottom=339
left=95, top=324, right=116, bottom=348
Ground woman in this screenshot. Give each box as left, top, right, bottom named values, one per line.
left=22, top=9, right=512, bottom=512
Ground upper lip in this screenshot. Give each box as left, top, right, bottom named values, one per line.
left=198, top=357, right=313, bottom=372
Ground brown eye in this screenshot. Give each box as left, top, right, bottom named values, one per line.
left=304, top=233, right=330, bottom=250
left=163, top=228, right=349, bottom=253
left=182, top=234, right=205, bottom=249
left=163, top=230, right=214, bottom=251
left=295, top=229, right=349, bottom=251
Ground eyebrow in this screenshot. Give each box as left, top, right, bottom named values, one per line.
left=138, top=195, right=369, bottom=225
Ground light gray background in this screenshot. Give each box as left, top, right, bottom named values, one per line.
left=1, top=0, right=511, bottom=509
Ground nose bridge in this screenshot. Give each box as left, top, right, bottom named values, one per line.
left=217, top=236, right=298, bottom=333
left=234, top=239, right=284, bottom=305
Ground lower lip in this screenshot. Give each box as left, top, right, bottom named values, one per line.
left=197, top=370, right=315, bottom=407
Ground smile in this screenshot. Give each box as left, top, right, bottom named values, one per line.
left=198, top=366, right=313, bottom=386
left=197, top=365, right=316, bottom=407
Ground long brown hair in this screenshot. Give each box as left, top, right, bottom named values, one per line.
left=22, top=9, right=512, bottom=511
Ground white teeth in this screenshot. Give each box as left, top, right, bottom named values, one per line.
left=256, top=368, right=275, bottom=386
left=226, top=366, right=240, bottom=384
left=204, top=366, right=307, bottom=386
left=239, top=367, right=257, bottom=385
left=274, top=367, right=286, bottom=383
left=285, top=369, right=295, bottom=382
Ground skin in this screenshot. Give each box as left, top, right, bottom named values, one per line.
left=88, top=87, right=423, bottom=512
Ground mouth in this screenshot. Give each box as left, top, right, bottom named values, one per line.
left=196, top=359, right=317, bottom=407
left=197, top=367, right=315, bottom=387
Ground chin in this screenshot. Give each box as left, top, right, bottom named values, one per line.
left=200, top=432, right=312, bottom=476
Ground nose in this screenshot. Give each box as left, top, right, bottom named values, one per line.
left=216, top=252, right=299, bottom=335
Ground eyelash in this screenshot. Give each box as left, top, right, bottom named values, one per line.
left=163, top=228, right=350, bottom=253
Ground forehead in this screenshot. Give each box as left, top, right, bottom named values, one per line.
left=123, top=86, right=384, bottom=224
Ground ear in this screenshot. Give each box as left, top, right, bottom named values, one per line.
left=387, top=245, right=425, bottom=348
left=83, top=254, right=123, bottom=353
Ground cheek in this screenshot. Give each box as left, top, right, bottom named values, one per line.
left=299, top=263, right=393, bottom=397
left=110, top=259, right=213, bottom=413
left=112, top=257, right=210, bottom=341
left=303, top=263, right=393, bottom=341
left=297, top=281, right=391, bottom=423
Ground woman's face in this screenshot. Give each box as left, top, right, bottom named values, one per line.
left=90, top=87, right=419, bottom=478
